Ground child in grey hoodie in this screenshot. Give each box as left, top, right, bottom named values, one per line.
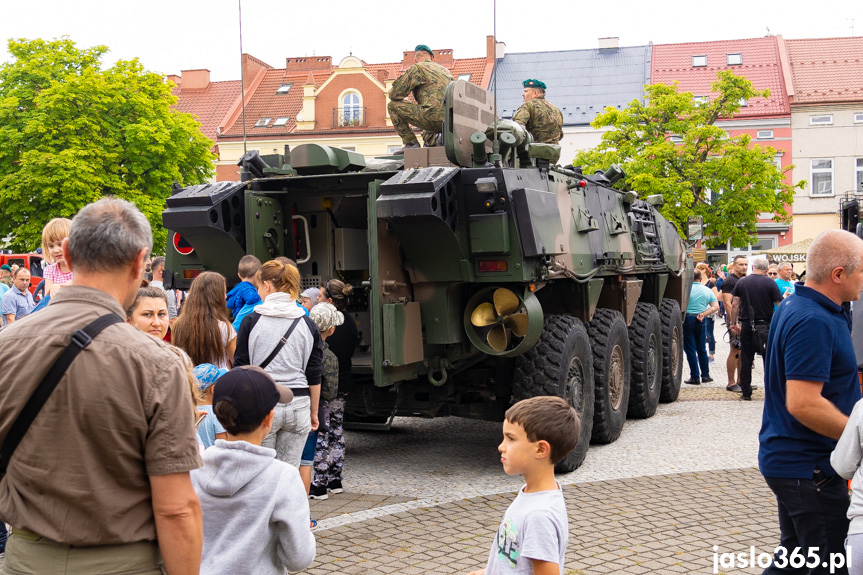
left=192, top=366, right=316, bottom=575
left=831, top=397, right=863, bottom=574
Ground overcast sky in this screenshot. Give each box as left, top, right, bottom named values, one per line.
left=2, top=0, right=860, bottom=81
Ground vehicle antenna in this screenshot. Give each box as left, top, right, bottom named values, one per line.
left=238, top=0, right=248, bottom=157
left=493, top=0, right=498, bottom=146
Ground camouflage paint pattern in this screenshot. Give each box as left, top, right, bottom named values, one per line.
left=388, top=60, right=453, bottom=146
left=320, top=345, right=339, bottom=401
left=512, top=96, right=564, bottom=144
left=313, top=396, right=345, bottom=488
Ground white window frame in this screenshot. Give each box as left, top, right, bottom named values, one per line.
left=692, top=55, right=707, bottom=67
left=854, top=112, right=863, bottom=124
left=727, top=53, right=743, bottom=65
left=856, top=158, right=863, bottom=193
left=254, top=118, right=271, bottom=128
left=757, top=129, right=773, bottom=139
left=693, top=95, right=709, bottom=106
left=458, top=73, right=471, bottom=82
left=669, top=135, right=683, bottom=143
left=273, top=117, right=289, bottom=127
left=809, top=114, right=833, bottom=125
left=739, top=98, right=748, bottom=107
left=276, top=83, right=293, bottom=94
left=810, top=158, right=834, bottom=197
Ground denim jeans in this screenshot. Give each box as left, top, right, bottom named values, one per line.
left=682, top=314, right=710, bottom=380
left=704, top=316, right=716, bottom=354
left=262, top=395, right=311, bottom=469
left=763, top=473, right=850, bottom=574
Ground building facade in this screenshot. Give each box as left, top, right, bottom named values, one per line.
left=783, top=37, right=863, bottom=240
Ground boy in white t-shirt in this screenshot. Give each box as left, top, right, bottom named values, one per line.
left=469, top=396, right=580, bottom=575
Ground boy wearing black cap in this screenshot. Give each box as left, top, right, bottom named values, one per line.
left=192, top=366, right=316, bottom=574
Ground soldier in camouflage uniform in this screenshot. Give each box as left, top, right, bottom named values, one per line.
left=388, top=44, right=454, bottom=151
left=512, top=79, right=564, bottom=145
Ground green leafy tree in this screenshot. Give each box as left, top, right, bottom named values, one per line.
left=573, top=71, right=803, bottom=245
left=0, top=37, right=215, bottom=251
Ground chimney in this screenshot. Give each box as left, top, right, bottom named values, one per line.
left=487, top=35, right=506, bottom=62
left=598, top=37, right=619, bottom=51
left=166, top=74, right=181, bottom=87
left=180, top=69, right=210, bottom=90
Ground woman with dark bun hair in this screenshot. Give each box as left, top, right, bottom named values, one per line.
left=311, top=278, right=359, bottom=498
left=171, top=271, right=237, bottom=369
left=234, top=259, right=322, bottom=469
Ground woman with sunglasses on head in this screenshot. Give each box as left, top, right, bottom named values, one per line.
left=310, top=279, right=359, bottom=499
left=233, top=259, right=323, bottom=469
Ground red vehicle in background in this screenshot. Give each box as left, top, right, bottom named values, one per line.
left=0, top=251, right=44, bottom=297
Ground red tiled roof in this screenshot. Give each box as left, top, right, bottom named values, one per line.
left=172, top=80, right=241, bottom=144
left=785, top=37, right=863, bottom=104
left=652, top=37, right=790, bottom=117
left=216, top=56, right=491, bottom=138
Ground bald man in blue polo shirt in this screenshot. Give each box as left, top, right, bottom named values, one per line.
left=759, top=229, right=863, bottom=575
left=683, top=269, right=720, bottom=385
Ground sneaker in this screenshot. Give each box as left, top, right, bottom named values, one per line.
left=741, top=395, right=752, bottom=401
left=684, top=378, right=701, bottom=385
left=750, top=385, right=760, bottom=390
left=327, top=480, right=344, bottom=494
left=709, top=356, right=716, bottom=364
left=309, top=485, right=328, bottom=500
left=310, top=519, right=318, bottom=530
left=701, top=376, right=714, bottom=383
left=726, top=384, right=742, bottom=392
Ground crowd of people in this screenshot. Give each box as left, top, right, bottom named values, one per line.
left=0, top=197, right=582, bottom=575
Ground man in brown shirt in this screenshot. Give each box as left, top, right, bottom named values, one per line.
left=0, top=199, right=203, bottom=574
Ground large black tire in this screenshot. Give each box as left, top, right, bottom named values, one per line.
left=513, top=315, right=594, bottom=473
left=627, top=303, right=663, bottom=419
left=659, top=298, right=684, bottom=403
left=588, top=308, right=630, bottom=444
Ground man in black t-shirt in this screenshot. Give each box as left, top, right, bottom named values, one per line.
left=730, top=258, right=783, bottom=400
left=721, top=255, right=747, bottom=391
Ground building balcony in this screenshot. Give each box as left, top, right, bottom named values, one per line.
left=333, top=107, right=366, bottom=128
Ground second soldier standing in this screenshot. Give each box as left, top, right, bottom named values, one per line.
left=512, top=79, right=564, bottom=145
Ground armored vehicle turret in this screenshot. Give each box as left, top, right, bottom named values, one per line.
left=163, top=80, right=692, bottom=471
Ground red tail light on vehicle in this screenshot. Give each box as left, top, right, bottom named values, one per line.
left=183, top=269, right=202, bottom=280
left=478, top=260, right=508, bottom=272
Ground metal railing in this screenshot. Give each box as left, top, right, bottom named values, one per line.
left=332, top=107, right=366, bottom=128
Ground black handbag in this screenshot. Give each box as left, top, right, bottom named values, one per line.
left=0, top=314, right=124, bottom=478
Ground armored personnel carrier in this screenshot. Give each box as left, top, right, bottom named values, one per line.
left=163, top=80, right=692, bottom=471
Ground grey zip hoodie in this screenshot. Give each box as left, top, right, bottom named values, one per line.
left=831, top=398, right=863, bottom=534
left=191, top=439, right=316, bottom=574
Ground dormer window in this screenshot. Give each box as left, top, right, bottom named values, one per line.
left=255, top=118, right=271, bottom=127
left=727, top=53, right=742, bottom=65
left=273, top=117, right=289, bottom=127
left=692, top=55, right=707, bottom=67
left=276, top=83, right=292, bottom=94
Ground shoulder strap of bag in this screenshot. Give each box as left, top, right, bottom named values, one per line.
left=0, top=313, right=124, bottom=474
left=259, top=318, right=301, bottom=370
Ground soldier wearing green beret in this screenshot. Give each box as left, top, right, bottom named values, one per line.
left=387, top=44, right=454, bottom=152
left=512, top=79, right=564, bottom=145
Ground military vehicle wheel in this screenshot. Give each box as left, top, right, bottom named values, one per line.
left=512, top=315, right=594, bottom=473
left=588, top=308, right=630, bottom=444
left=659, top=298, right=684, bottom=403
left=627, top=303, right=663, bottom=419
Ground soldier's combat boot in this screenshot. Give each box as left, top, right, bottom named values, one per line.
left=423, top=133, right=442, bottom=147
left=391, top=142, right=420, bottom=155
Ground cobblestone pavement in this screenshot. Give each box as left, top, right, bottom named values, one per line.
left=307, top=319, right=781, bottom=574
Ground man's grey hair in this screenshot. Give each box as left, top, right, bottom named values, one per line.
left=68, top=198, right=153, bottom=273
left=753, top=259, right=770, bottom=271
left=779, top=262, right=793, bottom=271
left=806, top=229, right=863, bottom=284
left=151, top=256, right=165, bottom=271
